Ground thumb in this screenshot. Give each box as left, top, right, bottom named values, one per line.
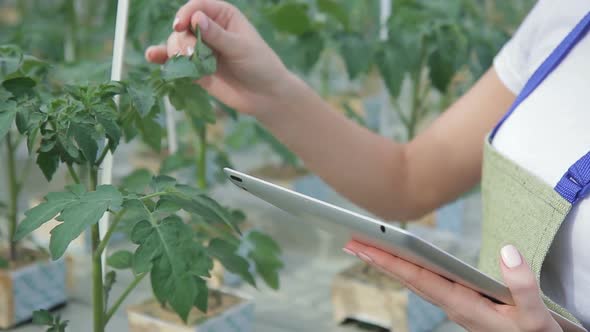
left=500, top=245, right=554, bottom=321
left=191, top=11, right=241, bottom=57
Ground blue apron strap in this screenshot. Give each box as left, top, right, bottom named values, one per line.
left=556, top=154, right=590, bottom=204
left=489, top=11, right=590, bottom=140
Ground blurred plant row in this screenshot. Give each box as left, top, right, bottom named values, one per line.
left=0, top=0, right=533, bottom=331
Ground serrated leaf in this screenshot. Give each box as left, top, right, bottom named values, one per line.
left=193, top=278, right=208, bottom=312
left=246, top=231, right=283, bottom=290
left=162, top=56, right=199, bottom=81
left=338, top=33, right=373, bottom=79
left=133, top=215, right=208, bottom=321
left=72, top=124, right=98, bottom=164
left=49, top=185, right=123, bottom=259
left=14, top=188, right=81, bottom=241
left=128, top=84, right=156, bottom=117
left=116, top=199, right=151, bottom=235
left=121, top=169, right=152, bottom=193
left=208, top=238, right=256, bottom=287
left=36, top=151, right=59, bottom=181
left=107, top=250, right=133, bottom=269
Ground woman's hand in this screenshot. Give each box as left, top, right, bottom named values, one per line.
left=343, top=242, right=563, bottom=332
left=145, top=0, right=293, bottom=116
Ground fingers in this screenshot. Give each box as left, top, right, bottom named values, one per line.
left=344, top=240, right=501, bottom=329
left=145, top=45, right=168, bottom=64
left=165, top=31, right=196, bottom=58
left=174, top=0, right=233, bottom=32
left=499, top=245, right=560, bottom=331
left=190, top=11, right=241, bottom=56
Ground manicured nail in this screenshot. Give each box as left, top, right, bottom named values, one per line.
left=342, top=248, right=356, bottom=256
left=186, top=46, right=194, bottom=56
left=172, top=17, right=180, bottom=29
left=358, top=252, right=373, bottom=263
left=197, top=12, right=209, bottom=32
left=501, top=245, right=522, bottom=269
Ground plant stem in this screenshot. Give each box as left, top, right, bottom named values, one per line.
left=139, top=192, right=167, bottom=201
left=197, top=126, right=208, bottom=190
left=94, top=209, right=127, bottom=259
left=5, top=134, right=19, bottom=261
left=104, top=273, right=147, bottom=324
left=67, top=163, right=81, bottom=184
left=89, top=169, right=105, bottom=332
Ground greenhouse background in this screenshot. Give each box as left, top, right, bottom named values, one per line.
left=0, top=0, right=534, bottom=331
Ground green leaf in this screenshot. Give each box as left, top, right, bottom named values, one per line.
left=150, top=175, right=177, bottom=193
left=107, top=250, right=133, bottom=269
left=32, top=309, right=54, bottom=325
left=72, top=124, right=98, bottom=164
left=318, top=0, right=349, bottom=28
left=169, top=81, right=215, bottom=125
left=137, top=113, right=163, bottom=151
left=162, top=56, right=200, bottom=81
left=104, top=270, right=117, bottom=305
left=265, top=2, right=312, bottom=35
left=338, top=33, right=374, bottom=79
left=193, top=278, right=208, bottom=312
left=121, top=169, right=153, bottom=193
left=49, top=185, right=123, bottom=258
left=2, top=77, right=36, bottom=98
left=246, top=231, right=283, bottom=290
left=14, top=188, right=81, bottom=241
left=132, top=215, right=208, bottom=321
left=193, top=27, right=217, bottom=76
left=128, top=84, right=156, bottom=117
left=208, top=238, right=256, bottom=287
left=116, top=199, right=152, bottom=235
left=36, top=151, right=59, bottom=181
left=159, top=153, right=192, bottom=175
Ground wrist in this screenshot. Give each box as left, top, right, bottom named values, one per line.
left=253, top=70, right=304, bottom=124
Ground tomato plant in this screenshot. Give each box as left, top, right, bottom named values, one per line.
left=8, top=28, right=282, bottom=332
left=0, top=45, right=49, bottom=265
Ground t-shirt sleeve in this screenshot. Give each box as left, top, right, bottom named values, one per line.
left=493, top=1, right=549, bottom=94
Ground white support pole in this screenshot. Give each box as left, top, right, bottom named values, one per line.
left=379, top=0, right=393, bottom=137
left=98, top=0, right=130, bottom=277
left=164, top=96, right=178, bottom=154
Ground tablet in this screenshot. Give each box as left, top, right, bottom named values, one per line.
left=224, top=168, right=585, bottom=331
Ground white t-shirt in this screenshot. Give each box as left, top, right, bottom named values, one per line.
left=493, top=0, right=590, bottom=326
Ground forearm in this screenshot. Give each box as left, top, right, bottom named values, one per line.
left=256, top=73, right=415, bottom=220
left=255, top=69, right=514, bottom=221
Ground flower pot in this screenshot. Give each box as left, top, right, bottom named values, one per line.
left=127, top=289, right=254, bottom=332
left=331, top=262, right=446, bottom=332
left=0, top=248, right=68, bottom=328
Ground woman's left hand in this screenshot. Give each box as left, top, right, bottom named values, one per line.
left=343, top=241, right=562, bottom=332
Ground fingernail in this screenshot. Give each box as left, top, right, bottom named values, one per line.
left=186, top=46, right=194, bottom=56
left=501, top=245, right=522, bottom=269
left=358, top=252, right=373, bottom=263
left=172, top=17, right=180, bottom=29
left=197, top=12, right=209, bottom=32
left=342, top=248, right=356, bottom=256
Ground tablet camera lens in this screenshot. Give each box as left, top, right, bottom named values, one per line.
left=380, top=225, right=386, bottom=233
left=230, top=175, right=243, bottom=182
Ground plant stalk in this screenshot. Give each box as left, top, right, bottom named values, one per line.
left=67, top=163, right=81, bottom=184
left=104, top=272, right=146, bottom=324
left=90, top=169, right=105, bottom=332
left=197, top=126, right=208, bottom=190
left=94, top=208, right=127, bottom=259
left=5, top=134, right=19, bottom=261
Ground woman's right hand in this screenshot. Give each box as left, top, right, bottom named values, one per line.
left=145, top=0, right=293, bottom=116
